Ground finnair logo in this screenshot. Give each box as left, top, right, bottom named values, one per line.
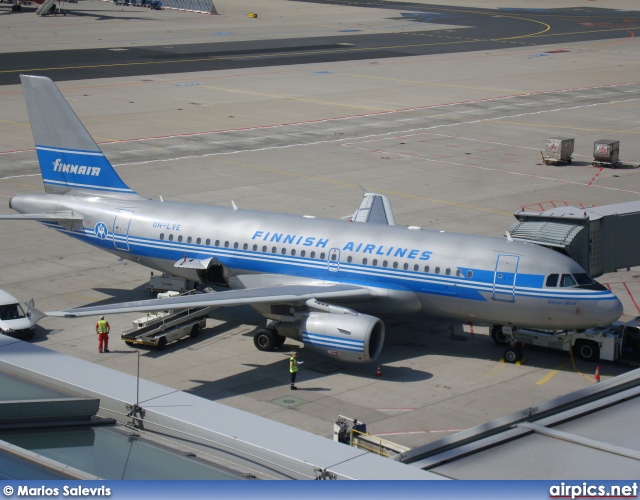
left=52, top=159, right=101, bottom=176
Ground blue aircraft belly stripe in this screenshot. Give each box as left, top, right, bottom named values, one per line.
left=45, top=223, right=618, bottom=304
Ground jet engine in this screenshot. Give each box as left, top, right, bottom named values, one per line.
left=276, top=312, right=385, bottom=363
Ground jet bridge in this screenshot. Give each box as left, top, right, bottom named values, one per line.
left=507, top=200, right=640, bottom=278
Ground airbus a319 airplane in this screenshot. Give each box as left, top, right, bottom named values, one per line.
left=1, top=75, right=623, bottom=364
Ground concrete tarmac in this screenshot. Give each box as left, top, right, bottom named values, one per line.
left=1, top=0, right=640, bottom=452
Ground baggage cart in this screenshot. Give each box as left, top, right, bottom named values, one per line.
left=592, top=139, right=621, bottom=167
left=121, top=292, right=212, bottom=351
left=542, top=137, right=574, bottom=165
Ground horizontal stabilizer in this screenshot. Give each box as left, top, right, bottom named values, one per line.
left=347, top=186, right=396, bottom=225
left=0, top=212, right=84, bottom=221
left=46, top=284, right=373, bottom=318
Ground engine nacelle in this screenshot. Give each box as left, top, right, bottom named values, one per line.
left=277, top=312, right=385, bottom=364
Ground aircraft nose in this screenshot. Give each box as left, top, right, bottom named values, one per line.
left=597, top=296, right=624, bottom=326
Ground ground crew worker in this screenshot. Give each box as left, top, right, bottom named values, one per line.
left=96, top=315, right=110, bottom=353
left=290, top=352, right=298, bottom=390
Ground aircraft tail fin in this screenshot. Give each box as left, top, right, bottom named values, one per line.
left=20, top=75, right=142, bottom=198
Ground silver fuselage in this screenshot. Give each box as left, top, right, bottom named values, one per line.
left=10, top=192, right=623, bottom=329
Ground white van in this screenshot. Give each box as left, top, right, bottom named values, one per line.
left=0, top=290, right=36, bottom=340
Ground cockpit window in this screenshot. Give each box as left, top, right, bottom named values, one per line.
left=546, top=274, right=559, bottom=287
left=560, top=274, right=577, bottom=287
left=573, top=273, right=595, bottom=286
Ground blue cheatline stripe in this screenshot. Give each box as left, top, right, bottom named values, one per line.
left=41, top=222, right=619, bottom=303
left=302, top=332, right=365, bottom=353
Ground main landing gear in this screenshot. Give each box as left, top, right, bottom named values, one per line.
left=253, top=328, right=286, bottom=351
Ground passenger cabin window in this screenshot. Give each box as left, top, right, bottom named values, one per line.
left=311, top=251, right=316, bottom=258
left=169, top=234, right=174, bottom=241
left=271, top=247, right=277, bottom=253
left=382, top=260, right=388, bottom=267
left=331, top=254, right=337, bottom=261
left=281, top=248, right=286, bottom=254
left=224, top=241, right=229, bottom=248
left=160, top=233, right=165, bottom=240
left=414, top=264, right=419, bottom=271
left=435, top=267, right=440, bottom=274
left=363, top=258, right=368, bottom=265
left=292, top=249, right=296, bottom=256
left=320, top=253, right=326, bottom=260
left=347, top=256, right=352, bottom=263
left=424, top=265, right=429, bottom=273
left=546, top=274, right=559, bottom=287
left=446, top=268, right=451, bottom=276
left=253, top=244, right=258, bottom=251
left=372, top=259, right=378, bottom=266
left=234, top=242, right=239, bottom=249
left=402, top=263, right=407, bottom=270
left=243, top=243, right=248, bottom=250
left=262, top=245, right=267, bottom=252
left=301, top=250, right=306, bottom=257
left=456, top=269, right=462, bottom=277
left=196, top=237, right=201, bottom=244
left=467, top=270, right=473, bottom=279
left=206, top=239, right=211, bottom=246
left=187, top=236, right=192, bottom=243
left=178, top=235, right=183, bottom=242
left=560, top=274, right=577, bottom=287
left=215, top=240, right=220, bottom=246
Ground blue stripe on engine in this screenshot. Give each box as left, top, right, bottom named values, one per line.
left=302, top=332, right=365, bottom=353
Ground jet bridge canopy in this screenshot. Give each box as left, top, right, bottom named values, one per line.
left=508, top=200, right=640, bottom=278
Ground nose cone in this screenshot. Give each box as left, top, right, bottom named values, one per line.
left=597, top=296, right=623, bottom=326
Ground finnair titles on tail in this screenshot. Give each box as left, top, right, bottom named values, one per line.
left=1, top=75, right=623, bottom=363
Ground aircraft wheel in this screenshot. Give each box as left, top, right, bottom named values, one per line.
left=156, top=337, right=167, bottom=351
left=190, top=323, right=200, bottom=338
left=491, top=325, right=510, bottom=346
left=574, top=340, right=599, bottom=362
left=12, top=3, right=21, bottom=11
left=253, top=328, right=276, bottom=351
left=503, top=346, right=522, bottom=364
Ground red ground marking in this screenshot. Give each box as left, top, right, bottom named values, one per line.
left=623, top=283, right=640, bottom=314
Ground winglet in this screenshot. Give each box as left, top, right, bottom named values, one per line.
left=348, top=187, right=396, bottom=225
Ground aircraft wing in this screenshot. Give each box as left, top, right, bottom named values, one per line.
left=46, top=284, right=373, bottom=318
left=0, top=212, right=84, bottom=221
